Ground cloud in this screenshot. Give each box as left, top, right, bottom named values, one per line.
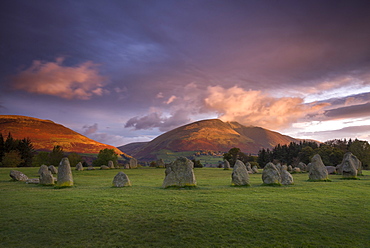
left=324, top=102, right=370, bottom=120
left=165, top=95, right=177, bottom=104
left=82, top=123, right=99, bottom=135
left=125, top=109, right=191, bottom=132
left=11, top=57, right=108, bottom=99
left=204, top=85, right=328, bottom=130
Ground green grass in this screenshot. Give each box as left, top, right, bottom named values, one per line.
left=0, top=167, right=369, bottom=247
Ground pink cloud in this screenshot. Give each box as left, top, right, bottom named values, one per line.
left=204, top=85, right=328, bottom=130
left=11, top=57, right=108, bottom=99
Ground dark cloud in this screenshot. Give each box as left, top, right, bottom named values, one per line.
left=325, top=102, right=370, bottom=120
left=82, top=123, right=99, bottom=135
left=125, top=110, right=191, bottom=132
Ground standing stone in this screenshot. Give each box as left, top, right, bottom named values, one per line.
left=162, top=157, right=196, bottom=188
left=325, top=166, right=336, bottom=174
left=57, top=158, right=74, bottom=187
left=262, top=162, right=281, bottom=185
left=245, top=162, right=253, bottom=173
left=9, top=170, right=28, bottom=182
left=108, top=160, right=115, bottom=169
left=308, top=154, right=329, bottom=181
left=48, top=165, right=58, bottom=174
left=100, top=165, right=109, bottom=170
left=224, top=160, right=231, bottom=170
left=38, top=164, right=49, bottom=175
left=157, top=158, right=165, bottom=168
left=129, top=158, right=138, bottom=169
left=231, top=160, right=250, bottom=186
left=306, top=163, right=313, bottom=173
left=76, top=162, right=84, bottom=171
left=281, top=165, right=294, bottom=185
left=40, top=170, right=54, bottom=185
left=337, top=152, right=362, bottom=176
left=275, top=163, right=282, bottom=172
left=87, top=165, right=95, bottom=170
left=287, top=165, right=293, bottom=172
left=293, top=167, right=301, bottom=173
left=252, top=165, right=259, bottom=174
left=340, top=152, right=361, bottom=179
left=297, top=162, right=307, bottom=172
left=112, top=172, right=132, bottom=187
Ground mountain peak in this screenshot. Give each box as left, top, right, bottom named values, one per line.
left=119, top=118, right=300, bottom=160
left=0, top=115, right=126, bottom=156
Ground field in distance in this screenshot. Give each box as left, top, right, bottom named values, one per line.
left=1, top=167, right=369, bottom=247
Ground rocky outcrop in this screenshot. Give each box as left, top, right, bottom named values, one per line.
left=56, top=157, right=74, bottom=187
left=262, top=163, right=281, bottom=185
left=231, top=160, right=250, bottom=186
left=308, top=154, right=329, bottom=181
left=112, top=172, right=132, bottom=187
left=9, top=170, right=28, bottom=182
left=162, top=157, right=196, bottom=188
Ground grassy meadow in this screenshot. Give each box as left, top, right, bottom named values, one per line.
left=0, top=167, right=369, bottom=247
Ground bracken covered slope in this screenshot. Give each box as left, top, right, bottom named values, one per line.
left=0, top=115, right=126, bottom=155
left=119, top=119, right=301, bottom=160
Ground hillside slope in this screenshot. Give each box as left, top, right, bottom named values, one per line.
left=119, top=119, right=300, bottom=160
left=0, top=115, right=126, bottom=155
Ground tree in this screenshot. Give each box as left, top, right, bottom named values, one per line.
left=68, top=152, right=82, bottom=167
left=49, top=145, right=65, bottom=166
left=223, top=147, right=246, bottom=166
left=17, top=138, right=35, bottom=167
left=2, top=150, right=24, bottom=167
left=4, top=132, right=17, bottom=153
left=192, top=159, right=203, bottom=168
left=93, top=148, right=118, bottom=167
left=0, top=133, right=4, bottom=163
left=349, top=139, right=370, bottom=168
left=32, top=151, right=50, bottom=166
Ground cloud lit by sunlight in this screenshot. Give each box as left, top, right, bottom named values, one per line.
left=11, top=57, right=108, bottom=100
left=204, top=85, right=328, bottom=130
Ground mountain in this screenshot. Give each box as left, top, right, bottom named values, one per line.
left=118, top=119, right=302, bottom=160
left=0, top=115, right=125, bottom=155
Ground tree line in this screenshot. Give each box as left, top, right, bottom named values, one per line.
left=0, top=133, right=35, bottom=167
left=257, top=139, right=370, bottom=168
left=0, top=132, right=120, bottom=168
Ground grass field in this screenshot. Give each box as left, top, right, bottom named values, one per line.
left=0, top=167, right=369, bottom=247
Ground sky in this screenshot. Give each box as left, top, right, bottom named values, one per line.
left=1, top=0, right=370, bottom=147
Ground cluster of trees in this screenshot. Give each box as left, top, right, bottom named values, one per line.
left=33, top=145, right=84, bottom=167
left=0, top=133, right=35, bottom=167
left=223, top=147, right=258, bottom=167
left=0, top=132, right=120, bottom=167
left=92, top=148, right=118, bottom=167
left=257, top=139, right=370, bottom=168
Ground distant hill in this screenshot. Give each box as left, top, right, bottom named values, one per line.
left=118, top=119, right=302, bottom=161
left=0, top=115, right=126, bottom=156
